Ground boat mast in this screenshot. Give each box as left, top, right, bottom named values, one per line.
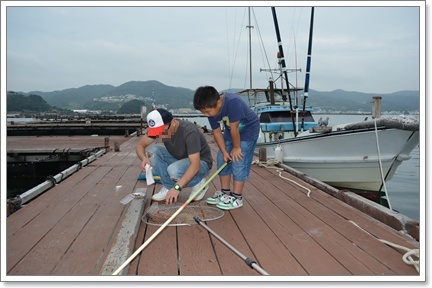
left=271, top=7, right=297, bottom=137
left=301, top=7, right=315, bottom=130
left=294, top=31, right=299, bottom=133
left=247, top=7, right=253, bottom=89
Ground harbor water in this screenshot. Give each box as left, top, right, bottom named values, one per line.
left=183, top=114, right=421, bottom=222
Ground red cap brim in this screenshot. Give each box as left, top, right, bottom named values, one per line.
left=147, top=125, right=165, bottom=136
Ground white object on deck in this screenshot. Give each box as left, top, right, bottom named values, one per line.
left=145, top=164, right=155, bottom=185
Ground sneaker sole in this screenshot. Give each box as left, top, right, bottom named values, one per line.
left=206, top=199, right=220, bottom=205
left=216, top=203, right=243, bottom=210
left=206, top=193, right=227, bottom=205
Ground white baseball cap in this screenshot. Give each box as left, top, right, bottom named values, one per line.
left=147, top=108, right=173, bottom=136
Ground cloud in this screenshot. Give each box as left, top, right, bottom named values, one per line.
left=4, top=4, right=422, bottom=94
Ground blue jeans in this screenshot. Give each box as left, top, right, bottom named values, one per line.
left=147, top=145, right=210, bottom=189
left=217, top=140, right=257, bottom=182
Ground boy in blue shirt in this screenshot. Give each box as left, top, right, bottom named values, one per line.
left=193, top=86, right=259, bottom=210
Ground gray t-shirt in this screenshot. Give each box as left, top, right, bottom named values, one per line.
left=164, top=120, right=213, bottom=169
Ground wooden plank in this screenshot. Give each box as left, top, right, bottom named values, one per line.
left=8, top=163, right=132, bottom=275
left=7, top=165, right=114, bottom=274
left=51, top=163, right=141, bottom=275
left=200, top=142, right=307, bottom=275
left=5, top=133, right=420, bottom=278
left=252, top=164, right=419, bottom=275
left=6, top=135, right=129, bottom=150
left=136, top=224, right=178, bottom=275
left=7, top=138, right=142, bottom=275
left=127, top=184, right=155, bottom=275
left=277, top=178, right=419, bottom=274
left=247, top=168, right=379, bottom=275
left=206, top=212, right=264, bottom=276
left=228, top=197, right=312, bottom=275
left=132, top=183, right=181, bottom=276
left=99, top=191, right=147, bottom=275
left=177, top=224, right=222, bottom=275
left=7, top=165, right=98, bottom=236
left=7, top=136, right=140, bottom=236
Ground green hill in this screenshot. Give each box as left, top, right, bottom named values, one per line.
left=8, top=81, right=419, bottom=114
left=7, top=91, right=54, bottom=113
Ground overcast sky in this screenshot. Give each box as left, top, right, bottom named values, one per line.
left=3, top=1, right=424, bottom=95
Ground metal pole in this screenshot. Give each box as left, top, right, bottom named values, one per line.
left=112, top=161, right=230, bottom=275
left=271, top=7, right=297, bottom=137
left=301, top=7, right=315, bottom=131
left=194, top=217, right=270, bottom=276
left=247, top=7, right=254, bottom=89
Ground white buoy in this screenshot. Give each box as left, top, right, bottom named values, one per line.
left=275, top=144, right=283, bottom=162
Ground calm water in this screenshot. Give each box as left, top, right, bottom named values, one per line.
left=183, top=114, right=421, bottom=222
left=7, top=117, right=37, bottom=122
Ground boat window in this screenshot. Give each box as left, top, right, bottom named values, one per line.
left=261, top=111, right=315, bottom=122
left=298, top=111, right=315, bottom=122
left=260, top=113, right=271, bottom=123
left=270, top=112, right=292, bottom=122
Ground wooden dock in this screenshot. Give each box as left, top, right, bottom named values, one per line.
left=4, top=133, right=422, bottom=281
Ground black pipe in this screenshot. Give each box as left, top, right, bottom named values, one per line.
left=301, top=7, right=315, bottom=131
left=271, top=7, right=297, bottom=137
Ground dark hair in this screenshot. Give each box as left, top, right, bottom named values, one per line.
left=193, top=86, right=220, bottom=110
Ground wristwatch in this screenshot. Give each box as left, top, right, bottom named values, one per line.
left=173, top=183, right=182, bottom=192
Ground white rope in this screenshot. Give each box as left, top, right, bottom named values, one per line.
left=349, top=220, right=419, bottom=273
left=373, top=118, right=392, bottom=210
left=252, top=159, right=311, bottom=197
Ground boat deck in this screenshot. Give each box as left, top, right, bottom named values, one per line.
left=5, top=133, right=421, bottom=280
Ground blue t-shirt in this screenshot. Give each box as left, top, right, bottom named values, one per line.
left=208, top=92, right=260, bottom=142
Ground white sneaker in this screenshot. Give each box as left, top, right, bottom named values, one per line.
left=216, top=195, right=243, bottom=210
left=152, top=186, right=169, bottom=201
left=189, top=178, right=209, bottom=201
left=206, top=190, right=228, bottom=205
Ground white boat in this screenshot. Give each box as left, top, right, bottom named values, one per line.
left=237, top=7, right=420, bottom=194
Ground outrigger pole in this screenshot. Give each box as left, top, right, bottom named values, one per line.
left=194, top=217, right=270, bottom=275
left=112, top=161, right=230, bottom=275
left=301, top=7, right=315, bottom=131
left=271, top=7, right=297, bottom=137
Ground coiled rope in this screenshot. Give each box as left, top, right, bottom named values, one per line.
left=252, top=159, right=311, bottom=197
left=349, top=220, right=419, bottom=273
left=252, top=158, right=418, bottom=272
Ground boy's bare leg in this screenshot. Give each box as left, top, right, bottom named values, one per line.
left=232, top=181, right=244, bottom=196
left=220, top=175, right=231, bottom=191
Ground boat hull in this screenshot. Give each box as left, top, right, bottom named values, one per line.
left=256, top=127, right=419, bottom=192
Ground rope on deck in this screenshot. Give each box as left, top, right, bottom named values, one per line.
left=349, top=220, right=420, bottom=273
left=252, top=159, right=312, bottom=198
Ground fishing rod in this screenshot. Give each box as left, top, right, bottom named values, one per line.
left=112, top=161, right=230, bottom=275
left=194, top=217, right=270, bottom=275
left=301, top=7, right=315, bottom=131
left=271, top=7, right=297, bottom=137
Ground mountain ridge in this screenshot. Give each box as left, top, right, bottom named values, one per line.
left=8, top=80, right=420, bottom=113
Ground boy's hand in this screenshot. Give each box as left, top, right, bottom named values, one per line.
left=230, top=147, right=243, bottom=162
left=222, top=151, right=232, bottom=163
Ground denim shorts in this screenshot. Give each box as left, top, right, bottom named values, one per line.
left=217, top=140, right=257, bottom=182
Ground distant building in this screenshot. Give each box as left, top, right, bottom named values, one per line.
left=178, top=108, right=193, bottom=113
